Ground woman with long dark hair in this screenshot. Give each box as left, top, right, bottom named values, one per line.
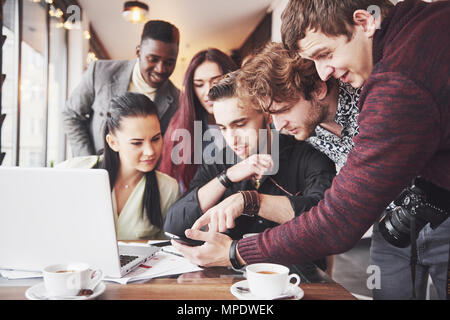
left=58, top=92, right=179, bottom=240
left=159, top=48, right=238, bottom=191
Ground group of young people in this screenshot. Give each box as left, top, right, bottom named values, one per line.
left=61, top=0, right=449, bottom=300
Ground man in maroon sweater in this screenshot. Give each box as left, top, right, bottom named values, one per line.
left=171, top=0, right=450, bottom=299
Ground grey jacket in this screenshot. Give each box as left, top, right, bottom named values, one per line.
left=62, top=60, right=179, bottom=156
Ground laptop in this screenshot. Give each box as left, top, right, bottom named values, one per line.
left=0, top=166, right=160, bottom=278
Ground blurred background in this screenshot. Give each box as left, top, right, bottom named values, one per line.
left=0, top=0, right=290, bottom=167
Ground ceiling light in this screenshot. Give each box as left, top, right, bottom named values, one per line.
left=84, top=31, right=91, bottom=40
left=87, top=52, right=98, bottom=65
left=122, top=1, right=149, bottom=23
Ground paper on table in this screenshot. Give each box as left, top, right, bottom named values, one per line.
left=103, top=251, right=202, bottom=284
left=0, top=269, right=42, bottom=279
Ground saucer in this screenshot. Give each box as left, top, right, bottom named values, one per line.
left=25, top=281, right=106, bottom=300
left=230, top=280, right=304, bottom=300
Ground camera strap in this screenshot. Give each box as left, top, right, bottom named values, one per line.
left=410, top=215, right=418, bottom=300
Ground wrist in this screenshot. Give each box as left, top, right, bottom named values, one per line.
left=225, top=166, right=238, bottom=183
left=239, top=190, right=260, bottom=217
left=217, top=169, right=233, bottom=188
left=235, top=243, right=246, bottom=267
left=229, top=239, right=245, bottom=269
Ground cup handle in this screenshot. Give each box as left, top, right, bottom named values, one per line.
left=288, top=273, right=301, bottom=286
left=88, top=269, right=103, bottom=288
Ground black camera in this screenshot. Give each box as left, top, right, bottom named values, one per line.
left=378, top=177, right=450, bottom=248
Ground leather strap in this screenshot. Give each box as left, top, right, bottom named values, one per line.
left=217, top=169, right=233, bottom=188
left=229, top=240, right=244, bottom=269
left=239, top=190, right=260, bottom=217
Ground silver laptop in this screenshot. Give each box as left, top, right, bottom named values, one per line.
left=0, top=166, right=160, bottom=278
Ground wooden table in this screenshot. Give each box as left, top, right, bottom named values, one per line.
left=0, top=267, right=355, bottom=300
left=0, top=241, right=355, bottom=300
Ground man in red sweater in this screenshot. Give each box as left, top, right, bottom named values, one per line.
left=171, top=0, right=450, bottom=299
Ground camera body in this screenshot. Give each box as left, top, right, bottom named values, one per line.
left=378, top=177, right=450, bottom=248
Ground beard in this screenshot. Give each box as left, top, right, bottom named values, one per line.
left=293, top=99, right=329, bottom=141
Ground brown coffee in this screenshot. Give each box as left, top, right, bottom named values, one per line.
left=56, top=270, right=76, bottom=273
left=257, top=271, right=278, bottom=275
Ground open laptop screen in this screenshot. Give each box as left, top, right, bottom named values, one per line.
left=0, top=167, right=122, bottom=277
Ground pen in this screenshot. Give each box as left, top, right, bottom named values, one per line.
left=161, top=248, right=184, bottom=258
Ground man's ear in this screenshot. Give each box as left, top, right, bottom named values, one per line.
left=312, top=81, right=328, bottom=101
left=106, top=134, right=119, bottom=152
left=353, top=9, right=378, bottom=37
left=136, top=44, right=141, bottom=59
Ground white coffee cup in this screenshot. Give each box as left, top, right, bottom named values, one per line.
left=245, top=263, right=301, bottom=299
left=43, top=262, right=103, bottom=297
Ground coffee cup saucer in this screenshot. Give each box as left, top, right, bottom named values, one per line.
left=25, top=281, right=106, bottom=300
left=230, top=280, right=304, bottom=300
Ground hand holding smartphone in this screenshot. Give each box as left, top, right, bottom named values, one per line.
left=165, top=232, right=204, bottom=247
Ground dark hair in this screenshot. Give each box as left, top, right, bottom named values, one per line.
left=159, top=48, right=237, bottom=190
left=208, top=70, right=239, bottom=102
left=141, top=20, right=180, bottom=45
left=103, top=92, right=163, bottom=228
left=236, top=42, right=326, bottom=112
left=281, top=0, right=394, bottom=52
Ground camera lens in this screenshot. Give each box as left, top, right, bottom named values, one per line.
left=378, top=207, right=411, bottom=248
left=378, top=206, right=428, bottom=248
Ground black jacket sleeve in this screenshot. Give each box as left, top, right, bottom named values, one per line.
left=286, top=143, right=336, bottom=216
left=163, top=160, right=225, bottom=237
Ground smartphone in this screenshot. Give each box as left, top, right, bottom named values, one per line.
left=164, top=232, right=204, bottom=247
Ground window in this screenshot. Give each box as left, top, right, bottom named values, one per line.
left=47, top=14, right=67, bottom=166
left=1, top=0, right=69, bottom=167
left=19, top=0, right=47, bottom=167
left=1, top=0, right=17, bottom=167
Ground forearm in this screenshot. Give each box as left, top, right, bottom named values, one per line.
left=257, top=194, right=295, bottom=224
left=197, top=178, right=227, bottom=213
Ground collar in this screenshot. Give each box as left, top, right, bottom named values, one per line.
left=131, top=59, right=158, bottom=97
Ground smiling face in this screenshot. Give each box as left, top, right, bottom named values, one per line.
left=193, top=61, right=223, bottom=114
left=106, top=115, right=163, bottom=173
left=213, top=97, right=267, bottom=159
left=297, top=28, right=372, bottom=88
left=136, top=38, right=179, bottom=88
left=297, top=10, right=378, bottom=89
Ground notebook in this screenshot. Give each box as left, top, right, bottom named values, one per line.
left=0, top=166, right=160, bottom=278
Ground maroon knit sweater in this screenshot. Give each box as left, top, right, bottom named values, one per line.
left=238, top=0, right=450, bottom=265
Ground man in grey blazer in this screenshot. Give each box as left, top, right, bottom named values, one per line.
left=63, top=20, right=180, bottom=156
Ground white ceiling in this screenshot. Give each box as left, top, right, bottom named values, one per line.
left=78, top=0, right=275, bottom=86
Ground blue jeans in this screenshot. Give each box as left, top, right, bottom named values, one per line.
left=370, top=217, right=450, bottom=300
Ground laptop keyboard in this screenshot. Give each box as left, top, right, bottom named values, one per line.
left=120, top=254, right=139, bottom=267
